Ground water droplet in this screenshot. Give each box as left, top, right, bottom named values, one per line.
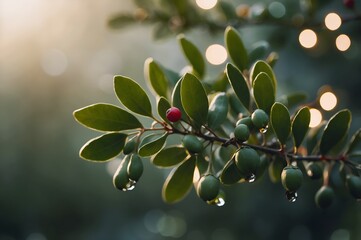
left=122, top=179, right=137, bottom=191
left=246, top=173, right=256, bottom=183
left=285, top=191, right=298, bottom=203
left=260, top=125, right=269, bottom=134
left=207, top=197, right=226, bottom=207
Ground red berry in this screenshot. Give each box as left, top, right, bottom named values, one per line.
left=166, top=107, right=182, bottom=122
left=344, top=0, right=355, bottom=9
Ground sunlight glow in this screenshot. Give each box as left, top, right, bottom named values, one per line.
left=325, top=13, right=342, bottom=31
left=309, top=108, right=322, bottom=128
left=336, top=34, right=351, bottom=51
left=299, top=29, right=317, bottom=49
left=320, top=92, right=337, bottom=111
left=196, top=0, right=218, bottom=10
left=205, top=44, right=227, bottom=65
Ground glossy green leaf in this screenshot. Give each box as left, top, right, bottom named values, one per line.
left=162, top=155, right=196, bottom=203
left=250, top=60, right=277, bottom=93
left=226, top=63, right=250, bottom=109
left=171, top=78, right=187, bottom=120
left=114, top=75, right=153, bottom=117
left=292, top=107, right=310, bottom=148
left=253, top=72, right=275, bottom=113
left=152, top=146, right=188, bottom=167
left=320, top=109, right=352, bottom=155
left=220, top=158, right=245, bottom=185
left=181, top=73, right=209, bottom=125
left=225, top=26, right=248, bottom=71
left=80, top=133, right=127, bottom=161
left=271, top=102, right=291, bottom=145
left=73, top=103, right=142, bottom=131
left=178, top=35, right=205, bottom=78
left=207, top=92, right=228, bottom=129
left=157, top=97, right=172, bottom=123
left=144, top=58, right=169, bottom=98
left=306, top=122, right=326, bottom=155
left=346, top=129, right=361, bottom=154
left=138, top=133, right=168, bottom=157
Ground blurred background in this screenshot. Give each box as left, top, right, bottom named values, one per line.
left=1, top=0, right=361, bottom=239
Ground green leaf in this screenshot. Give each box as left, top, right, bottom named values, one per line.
left=144, top=58, right=169, bottom=99
left=250, top=60, right=277, bottom=93
left=178, top=35, right=205, bottom=78
left=224, top=26, right=248, bottom=71
left=80, top=133, right=127, bottom=161
left=207, top=92, right=228, bottom=129
left=181, top=73, right=209, bottom=125
left=152, top=146, right=188, bottom=167
left=248, top=41, right=270, bottom=64
left=108, top=14, right=135, bottom=29
left=157, top=97, right=172, bottom=123
left=320, top=109, right=352, bottom=155
left=162, top=155, right=196, bottom=203
left=73, top=103, right=142, bottom=131
left=271, top=102, right=291, bottom=145
left=292, top=107, right=310, bottom=148
left=253, top=72, right=275, bottom=113
left=346, top=129, right=361, bottom=154
left=138, top=133, right=168, bottom=157
left=114, top=75, right=153, bottom=117
left=171, top=78, right=187, bottom=120
left=220, top=158, right=245, bottom=185
left=226, top=63, right=250, bottom=109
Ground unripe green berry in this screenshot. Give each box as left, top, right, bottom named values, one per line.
left=197, top=175, right=220, bottom=201
left=182, top=135, right=203, bottom=154
left=306, top=162, right=323, bottom=180
left=315, top=186, right=335, bottom=209
left=235, top=147, right=261, bottom=177
left=113, top=156, right=131, bottom=191
left=127, top=154, right=143, bottom=182
left=281, top=166, right=303, bottom=192
left=346, top=175, right=361, bottom=199
left=234, top=124, right=250, bottom=142
left=123, top=138, right=136, bottom=155
left=236, top=117, right=253, bottom=128
left=251, top=109, right=269, bottom=129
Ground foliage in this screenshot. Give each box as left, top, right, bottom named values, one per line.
left=74, top=27, right=361, bottom=208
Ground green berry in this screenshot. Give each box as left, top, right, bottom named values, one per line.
left=113, top=156, right=131, bottom=191
left=127, top=154, right=143, bottom=182
left=306, top=162, right=323, bottom=180
left=234, top=124, right=250, bottom=142
left=346, top=175, right=361, bottom=199
left=235, top=147, right=261, bottom=177
left=281, top=166, right=303, bottom=192
left=197, top=175, right=220, bottom=201
left=251, top=109, right=269, bottom=129
left=123, top=138, right=136, bottom=155
left=236, top=117, right=253, bottom=128
left=315, top=186, right=335, bottom=209
left=182, top=135, right=203, bottom=154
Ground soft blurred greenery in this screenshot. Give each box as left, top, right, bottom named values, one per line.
left=1, top=0, right=361, bottom=240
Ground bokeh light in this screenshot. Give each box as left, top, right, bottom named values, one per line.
left=41, top=49, right=68, bottom=76
left=268, top=2, right=286, bottom=19
left=325, top=13, right=342, bottom=31
left=299, top=29, right=317, bottom=48
left=196, top=0, right=218, bottom=10
left=205, top=44, right=227, bottom=65
left=320, top=92, right=337, bottom=111
left=336, top=34, right=351, bottom=51
left=309, top=108, right=322, bottom=128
